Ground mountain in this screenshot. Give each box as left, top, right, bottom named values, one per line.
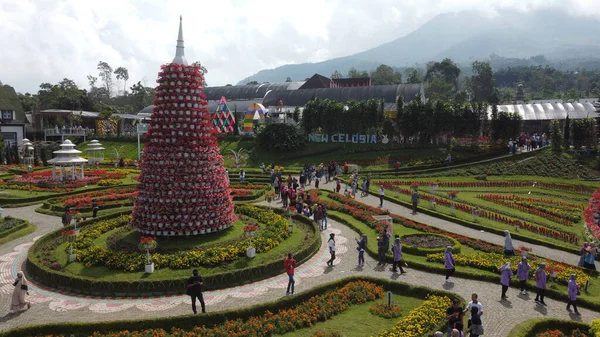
left=237, top=9, right=600, bottom=84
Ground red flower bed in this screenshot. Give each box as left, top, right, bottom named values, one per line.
left=584, top=188, right=600, bottom=239
left=375, top=182, right=579, bottom=244
left=478, top=194, right=582, bottom=225
left=230, top=189, right=253, bottom=197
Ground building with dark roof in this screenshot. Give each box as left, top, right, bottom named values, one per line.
left=0, top=85, right=27, bottom=146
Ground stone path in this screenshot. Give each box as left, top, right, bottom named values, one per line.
left=313, top=179, right=593, bottom=268
left=0, top=201, right=598, bottom=336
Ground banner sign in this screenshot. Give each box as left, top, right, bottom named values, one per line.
left=308, top=133, right=377, bottom=144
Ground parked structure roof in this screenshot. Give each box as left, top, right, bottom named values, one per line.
left=490, top=102, right=600, bottom=120
left=203, top=81, right=305, bottom=101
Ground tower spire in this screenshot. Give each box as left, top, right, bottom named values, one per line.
left=172, top=15, right=188, bottom=65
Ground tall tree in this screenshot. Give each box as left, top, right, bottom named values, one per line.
left=192, top=61, right=208, bottom=87
left=130, top=81, right=155, bottom=112
left=404, top=67, right=423, bottom=84
left=331, top=70, right=343, bottom=79
left=468, top=61, right=498, bottom=103
left=97, top=61, right=114, bottom=98
left=114, top=67, right=129, bottom=94
left=425, top=58, right=461, bottom=89
left=370, top=64, right=402, bottom=85
left=347, top=68, right=369, bottom=78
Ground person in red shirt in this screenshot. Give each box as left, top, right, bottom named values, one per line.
left=284, top=253, right=296, bottom=295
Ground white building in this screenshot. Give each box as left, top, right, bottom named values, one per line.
left=0, top=85, right=26, bottom=147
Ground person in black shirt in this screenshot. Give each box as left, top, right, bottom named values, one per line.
left=62, top=206, right=71, bottom=227
left=92, top=200, right=99, bottom=218
left=445, top=299, right=463, bottom=337
left=186, top=269, right=205, bottom=314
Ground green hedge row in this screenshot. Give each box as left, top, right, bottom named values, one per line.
left=400, top=233, right=461, bottom=256
left=0, top=276, right=464, bottom=337
left=372, top=190, right=580, bottom=255
left=0, top=218, right=29, bottom=239
left=0, top=183, right=137, bottom=206
left=26, top=207, right=321, bottom=297
left=508, top=318, right=590, bottom=337
left=327, top=212, right=600, bottom=312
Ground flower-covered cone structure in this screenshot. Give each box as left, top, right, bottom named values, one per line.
left=131, top=17, right=235, bottom=236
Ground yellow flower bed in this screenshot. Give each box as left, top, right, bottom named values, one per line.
left=375, top=295, right=451, bottom=337
left=426, top=252, right=591, bottom=285
left=591, top=318, right=600, bottom=337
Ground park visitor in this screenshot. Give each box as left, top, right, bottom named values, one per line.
left=327, top=233, right=336, bottom=267
left=378, top=185, right=385, bottom=207
left=377, top=235, right=387, bottom=266
left=444, top=246, right=455, bottom=283
left=534, top=262, right=547, bottom=305
left=445, top=298, right=463, bottom=337
left=322, top=204, right=328, bottom=230
left=361, top=180, right=367, bottom=197
left=92, top=199, right=99, bottom=218
left=411, top=189, right=419, bottom=214
left=452, top=322, right=464, bottom=337
left=517, top=256, right=531, bottom=295
left=583, top=243, right=597, bottom=270
left=186, top=269, right=205, bottom=314
left=392, top=237, right=405, bottom=273
left=434, top=332, right=444, bottom=337
left=356, top=234, right=367, bottom=267
left=578, top=242, right=589, bottom=267
left=225, top=169, right=229, bottom=183
left=504, top=230, right=514, bottom=255
left=464, top=293, right=483, bottom=337
left=445, top=153, right=452, bottom=166
left=566, top=274, right=580, bottom=314
left=62, top=207, right=71, bottom=227
left=239, top=170, right=245, bottom=183
left=314, top=175, right=319, bottom=188
left=499, top=262, right=513, bottom=300
left=284, top=253, right=296, bottom=295
left=335, top=178, right=341, bottom=193
left=11, top=271, right=31, bottom=312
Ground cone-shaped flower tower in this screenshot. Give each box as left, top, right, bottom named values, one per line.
left=131, top=17, right=235, bottom=236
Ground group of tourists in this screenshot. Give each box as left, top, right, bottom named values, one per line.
left=508, top=132, right=548, bottom=155
left=437, top=293, right=484, bottom=337
left=579, top=242, right=598, bottom=270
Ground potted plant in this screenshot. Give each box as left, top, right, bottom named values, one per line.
left=243, top=223, right=259, bottom=237
left=246, top=239, right=256, bottom=258
left=139, top=236, right=157, bottom=273
left=518, top=244, right=532, bottom=258
left=62, top=230, right=78, bottom=262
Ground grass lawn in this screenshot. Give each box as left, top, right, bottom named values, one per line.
left=56, top=219, right=311, bottom=281
left=77, top=140, right=142, bottom=161
left=0, top=222, right=36, bottom=246
left=278, top=294, right=424, bottom=337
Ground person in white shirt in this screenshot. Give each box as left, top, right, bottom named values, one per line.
left=378, top=185, right=385, bottom=207
left=464, top=293, right=484, bottom=337
left=327, top=233, right=336, bottom=267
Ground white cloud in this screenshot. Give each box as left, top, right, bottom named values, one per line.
left=0, top=0, right=598, bottom=94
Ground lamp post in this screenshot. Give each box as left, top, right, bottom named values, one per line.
left=28, top=165, right=32, bottom=193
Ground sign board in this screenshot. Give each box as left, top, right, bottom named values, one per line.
left=308, top=133, right=377, bottom=144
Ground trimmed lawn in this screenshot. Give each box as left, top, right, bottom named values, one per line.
left=278, top=294, right=424, bottom=337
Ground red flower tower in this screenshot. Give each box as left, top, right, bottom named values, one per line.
left=131, top=17, right=235, bottom=236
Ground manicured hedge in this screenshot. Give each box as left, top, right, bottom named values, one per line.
left=0, top=276, right=464, bottom=337
left=328, top=212, right=600, bottom=311
left=0, top=217, right=29, bottom=239
left=0, top=183, right=137, bottom=207
left=400, top=233, right=461, bottom=256
left=508, top=318, right=590, bottom=337
left=26, top=207, right=321, bottom=297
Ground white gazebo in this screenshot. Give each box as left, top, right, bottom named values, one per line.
left=22, top=138, right=34, bottom=165
left=86, top=140, right=105, bottom=166
left=48, top=140, right=88, bottom=181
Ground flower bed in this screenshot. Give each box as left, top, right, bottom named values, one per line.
left=72, top=205, right=289, bottom=271
left=478, top=194, right=582, bottom=225
left=425, top=252, right=591, bottom=285
left=374, top=182, right=580, bottom=244
left=375, top=180, right=594, bottom=194
left=584, top=188, right=600, bottom=239
left=376, top=295, right=451, bottom=337
left=537, top=329, right=590, bottom=337
left=401, top=234, right=461, bottom=256
left=369, top=302, right=402, bottom=319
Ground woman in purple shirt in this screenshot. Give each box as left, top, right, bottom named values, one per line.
left=445, top=246, right=455, bottom=283
left=534, top=263, right=547, bottom=305
left=499, top=262, right=513, bottom=300
left=517, top=256, right=531, bottom=295
left=567, top=274, right=580, bottom=314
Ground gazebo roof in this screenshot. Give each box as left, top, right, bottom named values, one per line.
left=48, top=157, right=88, bottom=164
left=49, top=140, right=88, bottom=164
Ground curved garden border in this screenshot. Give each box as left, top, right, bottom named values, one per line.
left=0, top=217, right=35, bottom=245
left=328, top=212, right=600, bottom=311
left=26, top=207, right=320, bottom=297
left=0, top=183, right=138, bottom=207
left=0, top=276, right=464, bottom=337
left=400, top=233, right=461, bottom=256
left=508, top=318, right=590, bottom=337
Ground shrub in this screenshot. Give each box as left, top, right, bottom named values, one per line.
left=257, top=124, right=305, bottom=152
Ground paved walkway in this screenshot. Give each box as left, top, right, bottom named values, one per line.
left=0, top=202, right=598, bottom=336
left=313, top=179, right=591, bottom=267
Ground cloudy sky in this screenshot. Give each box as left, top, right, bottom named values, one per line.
left=1, top=0, right=599, bottom=94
